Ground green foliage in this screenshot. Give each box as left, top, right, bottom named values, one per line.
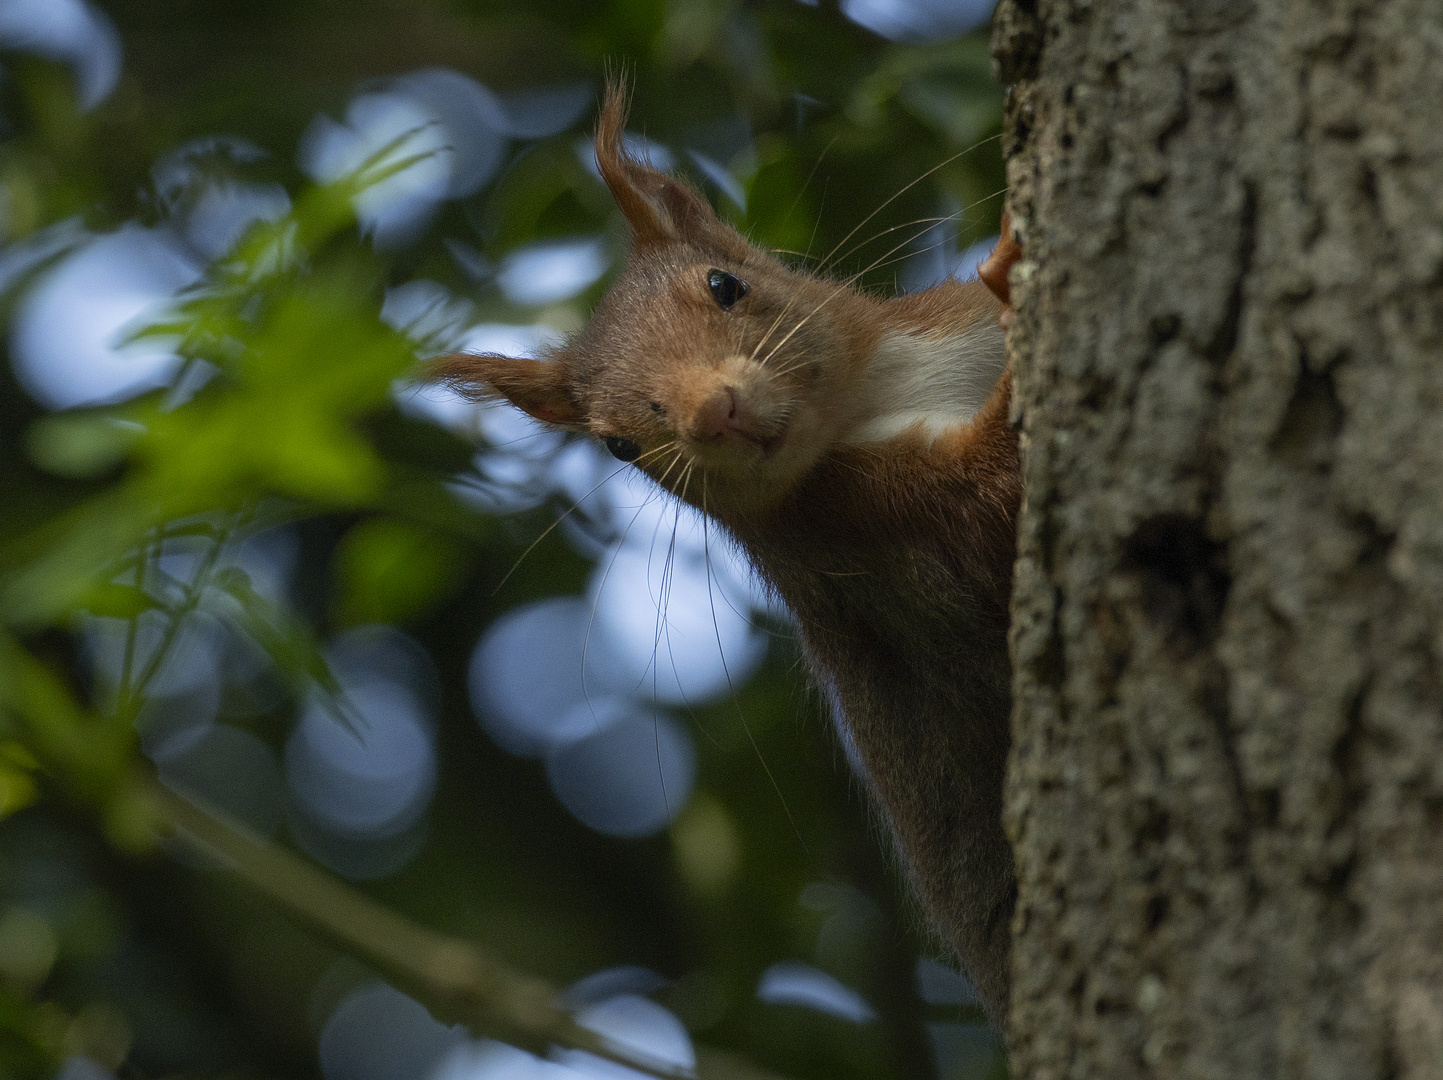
left=0, top=1, right=1006, bottom=1077
left=333, top=517, right=467, bottom=627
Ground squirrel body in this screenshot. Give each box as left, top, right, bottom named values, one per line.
left=436, top=85, right=1023, bottom=1022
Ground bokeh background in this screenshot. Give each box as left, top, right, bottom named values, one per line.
left=0, top=1, right=1006, bottom=1078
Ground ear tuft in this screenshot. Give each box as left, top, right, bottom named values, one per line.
left=428, top=352, right=587, bottom=428
left=596, top=76, right=717, bottom=246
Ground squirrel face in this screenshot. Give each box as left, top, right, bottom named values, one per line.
left=568, top=240, right=887, bottom=515
left=433, top=82, right=888, bottom=518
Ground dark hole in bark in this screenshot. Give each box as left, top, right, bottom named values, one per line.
left=1256, top=787, right=1282, bottom=828
left=1138, top=807, right=1170, bottom=847
left=1322, top=679, right=1370, bottom=853
left=1067, top=969, right=1086, bottom=1005
left=1360, top=164, right=1378, bottom=203
left=1352, top=513, right=1395, bottom=570
left=1121, top=514, right=1231, bottom=652
left=1380, top=1036, right=1403, bottom=1080
left=1145, top=894, right=1169, bottom=931
left=1150, top=312, right=1182, bottom=344
left=1275, top=368, right=1343, bottom=469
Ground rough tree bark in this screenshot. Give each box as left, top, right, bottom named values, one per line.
left=991, top=0, right=1443, bottom=1076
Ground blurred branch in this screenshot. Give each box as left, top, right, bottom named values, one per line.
left=0, top=631, right=794, bottom=1080
left=115, top=523, right=227, bottom=724
left=144, top=781, right=795, bottom=1080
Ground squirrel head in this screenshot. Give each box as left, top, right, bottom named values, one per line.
left=432, top=80, right=886, bottom=518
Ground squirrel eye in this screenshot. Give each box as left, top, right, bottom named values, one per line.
left=603, top=436, right=643, bottom=462
left=707, top=268, right=749, bottom=310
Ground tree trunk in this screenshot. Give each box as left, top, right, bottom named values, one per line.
left=991, top=0, right=1443, bottom=1076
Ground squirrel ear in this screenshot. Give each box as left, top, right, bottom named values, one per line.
left=595, top=78, right=716, bottom=246
left=429, top=353, right=587, bottom=428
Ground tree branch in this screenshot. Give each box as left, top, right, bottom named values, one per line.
left=144, top=781, right=793, bottom=1080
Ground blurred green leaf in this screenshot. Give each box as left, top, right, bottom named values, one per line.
left=134, top=274, right=413, bottom=511
left=0, top=986, right=65, bottom=1079
left=74, top=581, right=157, bottom=620
left=0, top=634, right=142, bottom=843
left=209, top=564, right=341, bottom=699
left=745, top=138, right=815, bottom=254
left=0, top=760, right=39, bottom=820
left=0, top=491, right=152, bottom=628
left=333, top=515, right=468, bottom=627
left=24, top=414, right=142, bottom=479
left=850, top=39, right=1002, bottom=149
left=478, top=140, right=609, bottom=251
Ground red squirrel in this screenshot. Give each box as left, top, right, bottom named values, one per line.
left=434, top=84, right=1024, bottom=1023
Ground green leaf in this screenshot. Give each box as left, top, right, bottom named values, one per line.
left=850, top=37, right=1002, bottom=149
left=744, top=138, right=814, bottom=253
left=0, top=492, right=154, bottom=628
left=333, top=516, right=468, bottom=627
left=209, top=565, right=341, bottom=699
left=75, top=582, right=158, bottom=620
left=0, top=633, right=136, bottom=808
left=25, top=414, right=142, bottom=479
left=123, top=269, right=414, bottom=514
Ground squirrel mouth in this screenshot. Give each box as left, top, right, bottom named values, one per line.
left=733, top=416, right=787, bottom=458
left=756, top=429, right=785, bottom=457
left=689, top=422, right=786, bottom=464
left=691, top=386, right=788, bottom=459
left=736, top=402, right=790, bottom=459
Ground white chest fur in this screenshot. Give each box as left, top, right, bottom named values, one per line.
left=844, top=321, right=1007, bottom=445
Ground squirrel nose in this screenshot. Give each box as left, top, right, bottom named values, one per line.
left=694, top=386, right=742, bottom=441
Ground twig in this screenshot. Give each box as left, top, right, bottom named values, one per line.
left=114, top=527, right=156, bottom=718
left=0, top=631, right=798, bottom=1080
left=143, top=781, right=794, bottom=1080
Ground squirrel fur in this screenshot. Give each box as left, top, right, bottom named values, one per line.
left=434, top=82, right=1024, bottom=1024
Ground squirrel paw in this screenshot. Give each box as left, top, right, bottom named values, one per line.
left=977, top=211, right=1021, bottom=331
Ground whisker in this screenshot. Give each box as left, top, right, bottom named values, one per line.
left=815, top=134, right=1003, bottom=277
left=781, top=132, right=839, bottom=245
left=479, top=429, right=563, bottom=451
left=832, top=191, right=1007, bottom=286
left=826, top=212, right=964, bottom=277
left=644, top=460, right=735, bottom=754
left=653, top=447, right=687, bottom=492
left=625, top=464, right=693, bottom=702
left=757, top=288, right=845, bottom=371
left=675, top=460, right=697, bottom=509
left=580, top=488, right=660, bottom=728
left=489, top=440, right=677, bottom=596
left=699, top=475, right=807, bottom=849
left=805, top=175, right=831, bottom=264
left=760, top=198, right=998, bottom=376
left=649, top=501, right=686, bottom=823
left=758, top=188, right=1007, bottom=386
left=651, top=569, right=730, bottom=752
left=748, top=295, right=802, bottom=367
left=766, top=342, right=822, bottom=382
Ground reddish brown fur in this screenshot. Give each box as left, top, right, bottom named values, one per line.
left=977, top=210, right=1020, bottom=330
left=435, top=82, right=1023, bottom=1023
